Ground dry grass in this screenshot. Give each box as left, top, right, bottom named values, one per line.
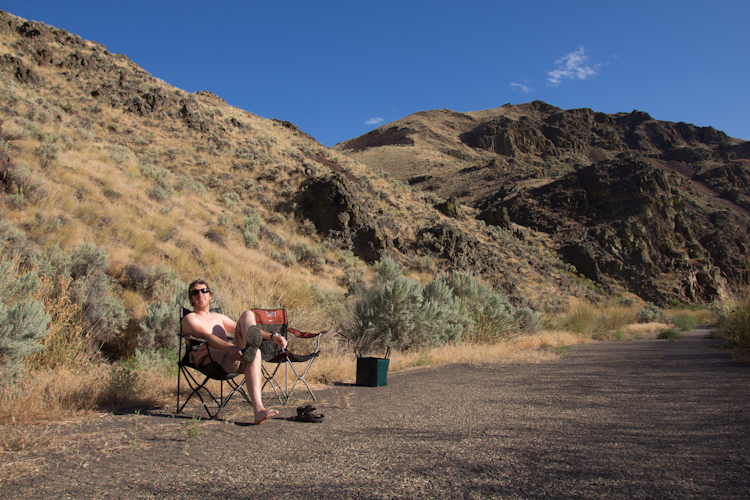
left=0, top=368, right=104, bottom=426
left=548, top=297, right=640, bottom=339
left=621, top=322, right=673, bottom=337
left=664, top=307, right=715, bottom=325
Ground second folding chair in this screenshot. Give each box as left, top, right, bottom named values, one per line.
left=253, top=308, right=326, bottom=405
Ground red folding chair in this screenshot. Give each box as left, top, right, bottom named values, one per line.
left=253, top=308, right=326, bottom=405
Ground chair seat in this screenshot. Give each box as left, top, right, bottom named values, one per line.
left=262, top=351, right=319, bottom=364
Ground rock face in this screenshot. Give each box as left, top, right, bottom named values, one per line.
left=337, top=101, right=750, bottom=305
left=497, top=155, right=747, bottom=303
left=295, top=174, right=389, bottom=263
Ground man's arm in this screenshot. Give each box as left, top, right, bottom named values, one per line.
left=181, top=314, right=238, bottom=353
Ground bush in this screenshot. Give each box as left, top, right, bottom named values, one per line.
left=133, top=347, right=177, bottom=377
left=6, top=163, right=47, bottom=205
left=0, top=254, right=52, bottom=381
left=242, top=209, right=264, bottom=248
left=437, top=271, right=519, bottom=342
left=657, top=328, right=682, bottom=341
left=637, top=303, right=675, bottom=324
left=351, top=257, right=467, bottom=350
left=106, top=363, right=141, bottom=401
left=139, top=278, right=186, bottom=351
left=713, top=289, right=750, bottom=351
left=675, top=314, right=699, bottom=331
left=293, top=242, right=326, bottom=272
left=108, top=144, right=133, bottom=164
left=68, top=243, right=128, bottom=345
left=148, top=178, right=175, bottom=201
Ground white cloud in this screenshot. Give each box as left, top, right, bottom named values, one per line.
left=547, top=46, right=598, bottom=86
left=365, top=117, right=384, bottom=125
left=511, top=82, right=533, bottom=93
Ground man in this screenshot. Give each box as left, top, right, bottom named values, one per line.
left=181, top=279, right=287, bottom=424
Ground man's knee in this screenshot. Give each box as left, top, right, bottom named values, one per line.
left=238, top=310, right=256, bottom=326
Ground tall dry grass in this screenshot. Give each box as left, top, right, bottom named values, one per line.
left=552, top=297, right=640, bottom=339
left=712, top=285, right=750, bottom=354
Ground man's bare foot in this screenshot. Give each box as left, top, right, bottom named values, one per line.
left=254, top=408, right=278, bottom=425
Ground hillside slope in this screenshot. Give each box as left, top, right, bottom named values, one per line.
left=335, top=102, right=750, bottom=304
left=0, top=9, right=601, bottom=357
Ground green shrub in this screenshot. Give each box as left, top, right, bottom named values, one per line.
left=0, top=254, right=52, bottom=381
left=437, top=271, right=519, bottom=342
left=133, top=347, right=177, bottom=376
left=68, top=242, right=128, bottom=345
left=175, top=174, right=208, bottom=194
left=222, top=192, right=240, bottom=210
left=106, top=363, right=141, bottom=400
left=514, top=306, right=542, bottom=334
left=675, top=315, right=699, bottom=331
left=108, top=144, right=133, bottom=164
left=293, top=242, right=325, bottom=272
left=6, top=163, right=46, bottom=204
left=657, top=328, right=682, bottom=341
left=713, top=290, right=750, bottom=351
left=242, top=209, right=264, bottom=248
left=138, top=276, right=186, bottom=349
left=148, top=178, right=175, bottom=201
left=271, top=250, right=298, bottom=267
left=351, top=257, right=467, bottom=350
left=637, top=303, right=675, bottom=324
left=35, top=139, right=59, bottom=167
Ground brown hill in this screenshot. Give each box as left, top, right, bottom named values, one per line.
left=335, top=102, right=750, bottom=304
left=0, top=8, right=609, bottom=357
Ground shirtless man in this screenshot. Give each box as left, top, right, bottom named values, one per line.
left=181, top=279, right=287, bottom=424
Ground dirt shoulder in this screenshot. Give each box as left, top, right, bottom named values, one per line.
left=2, top=327, right=749, bottom=499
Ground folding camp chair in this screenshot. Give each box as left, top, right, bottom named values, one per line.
left=253, top=308, right=326, bottom=405
left=176, top=307, right=252, bottom=419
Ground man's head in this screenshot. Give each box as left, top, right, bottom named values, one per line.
left=188, top=279, right=212, bottom=307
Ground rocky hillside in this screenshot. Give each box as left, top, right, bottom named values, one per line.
left=335, top=102, right=750, bottom=305
left=0, top=8, right=607, bottom=341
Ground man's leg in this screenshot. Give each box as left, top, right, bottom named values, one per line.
left=236, top=311, right=279, bottom=424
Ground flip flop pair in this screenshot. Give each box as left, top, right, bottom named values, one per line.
left=296, top=404, right=325, bottom=423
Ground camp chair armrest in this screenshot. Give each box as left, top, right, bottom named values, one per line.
left=178, top=333, right=207, bottom=344
left=287, top=328, right=326, bottom=350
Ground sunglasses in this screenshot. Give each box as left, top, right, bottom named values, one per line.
left=190, top=288, right=211, bottom=296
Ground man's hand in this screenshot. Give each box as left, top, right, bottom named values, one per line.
left=273, top=334, right=288, bottom=350
left=228, top=345, right=244, bottom=361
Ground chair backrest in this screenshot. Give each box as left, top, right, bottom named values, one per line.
left=252, top=309, right=288, bottom=332
left=253, top=309, right=289, bottom=357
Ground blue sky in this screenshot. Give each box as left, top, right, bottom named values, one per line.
left=3, top=1, right=749, bottom=146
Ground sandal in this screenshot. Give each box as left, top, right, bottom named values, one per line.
left=296, top=404, right=325, bottom=423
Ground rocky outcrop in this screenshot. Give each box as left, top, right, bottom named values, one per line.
left=294, top=174, right=389, bottom=262
left=338, top=126, right=415, bottom=151
left=495, top=155, right=747, bottom=304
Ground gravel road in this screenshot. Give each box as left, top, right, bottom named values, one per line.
left=3, top=327, right=749, bottom=499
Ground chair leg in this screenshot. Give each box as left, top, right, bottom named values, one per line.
left=261, top=363, right=288, bottom=405
left=284, top=359, right=317, bottom=402
left=178, top=367, right=253, bottom=419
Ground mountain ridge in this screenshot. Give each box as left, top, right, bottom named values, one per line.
left=335, top=101, right=750, bottom=304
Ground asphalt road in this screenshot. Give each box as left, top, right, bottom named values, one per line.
left=4, top=327, right=749, bottom=499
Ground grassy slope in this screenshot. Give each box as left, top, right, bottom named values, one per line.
left=0, top=10, right=606, bottom=336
